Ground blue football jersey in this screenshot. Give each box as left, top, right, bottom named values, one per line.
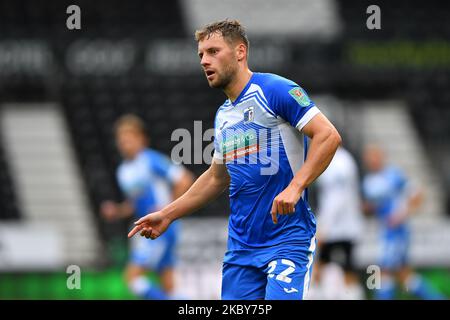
left=213, top=72, right=320, bottom=249
left=363, top=166, right=410, bottom=232
left=117, top=148, right=184, bottom=218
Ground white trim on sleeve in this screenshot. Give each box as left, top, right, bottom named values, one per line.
left=213, top=150, right=224, bottom=161
left=295, top=106, right=321, bottom=131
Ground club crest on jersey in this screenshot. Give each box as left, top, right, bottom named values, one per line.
left=243, top=106, right=255, bottom=123
left=289, top=87, right=310, bottom=107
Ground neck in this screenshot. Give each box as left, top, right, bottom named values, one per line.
left=224, top=68, right=253, bottom=102
left=125, top=147, right=145, bottom=160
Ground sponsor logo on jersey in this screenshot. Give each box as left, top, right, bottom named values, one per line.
left=288, top=87, right=310, bottom=107
left=222, top=130, right=259, bottom=162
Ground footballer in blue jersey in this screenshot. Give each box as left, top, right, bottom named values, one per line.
left=362, top=145, right=444, bottom=300
left=214, top=72, right=320, bottom=299
left=128, top=20, right=342, bottom=300
left=101, top=114, right=193, bottom=300
left=363, top=163, right=411, bottom=270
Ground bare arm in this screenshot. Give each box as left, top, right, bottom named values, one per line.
left=172, top=170, right=195, bottom=200
left=408, top=188, right=424, bottom=213
left=389, top=187, right=424, bottom=227
left=101, top=200, right=134, bottom=221
left=271, top=113, right=341, bottom=223
left=163, top=160, right=229, bottom=221
left=292, top=113, right=342, bottom=193
left=128, top=159, right=230, bottom=238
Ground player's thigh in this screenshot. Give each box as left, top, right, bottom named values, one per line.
left=221, top=263, right=266, bottom=300
left=264, top=255, right=314, bottom=300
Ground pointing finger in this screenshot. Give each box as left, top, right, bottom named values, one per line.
left=128, top=225, right=143, bottom=238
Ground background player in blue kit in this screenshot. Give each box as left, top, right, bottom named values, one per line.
left=128, top=20, right=342, bottom=300
left=362, top=144, right=444, bottom=300
left=101, top=114, right=194, bottom=299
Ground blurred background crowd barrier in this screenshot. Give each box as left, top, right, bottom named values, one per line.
left=0, top=0, right=449, bottom=299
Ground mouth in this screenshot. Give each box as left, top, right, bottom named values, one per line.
left=205, top=70, right=216, bottom=80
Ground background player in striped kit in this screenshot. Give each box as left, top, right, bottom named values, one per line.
left=101, top=114, right=194, bottom=299
left=362, top=144, right=444, bottom=299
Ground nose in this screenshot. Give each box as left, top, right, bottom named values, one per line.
left=200, top=54, right=210, bottom=68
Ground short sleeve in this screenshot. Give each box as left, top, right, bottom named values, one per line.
left=213, top=137, right=223, bottom=161
left=148, top=150, right=184, bottom=184
left=213, top=113, right=225, bottom=162
left=269, top=79, right=320, bottom=130
left=390, top=168, right=408, bottom=193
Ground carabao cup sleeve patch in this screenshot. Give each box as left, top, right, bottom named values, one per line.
left=288, top=87, right=311, bottom=107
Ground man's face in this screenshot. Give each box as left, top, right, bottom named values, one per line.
left=116, top=127, right=146, bottom=159
left=198, top=33, right=239, bottom=89
left=363, top=146, right=385, bottom=172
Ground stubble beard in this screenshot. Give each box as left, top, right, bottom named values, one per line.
left=209, top=62, right=237, bottom=90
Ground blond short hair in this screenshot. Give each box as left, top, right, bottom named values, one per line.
left=195, top=19, right=249, bottom=54
left=114, top=114, right=148, bottom=136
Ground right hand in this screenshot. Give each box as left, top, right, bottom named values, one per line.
left=127, top=211, right=171, bottom=240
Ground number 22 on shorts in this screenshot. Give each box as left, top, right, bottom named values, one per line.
left=267, top=259, right=296, bottom=283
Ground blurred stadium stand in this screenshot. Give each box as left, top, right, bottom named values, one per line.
left=181, top=0, right=343, bottom=39
left=0, top=0, right=449, bottom=298
left=0, top=104, right=102, bottom=269
left=0, top=133, right=21, bottom=220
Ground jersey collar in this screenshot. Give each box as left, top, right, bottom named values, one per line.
left=229, top=72, right=256, bottom=106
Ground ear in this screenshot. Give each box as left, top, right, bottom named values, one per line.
left=236, top=43, right=247, bottom=61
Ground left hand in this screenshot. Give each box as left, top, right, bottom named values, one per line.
left=271, top=184, right=303, bottom=224
left=388, top=209, right=409, bottom=228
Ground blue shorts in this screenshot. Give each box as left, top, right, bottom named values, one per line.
left=380, top=228, right=410, bottom=271
left=221, top=236, right=316, bottom=300
left=129, top=221, right=179, bottom=272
